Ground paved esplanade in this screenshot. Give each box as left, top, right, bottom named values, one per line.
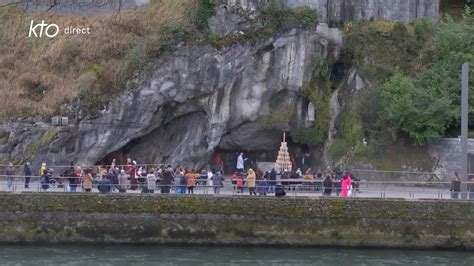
left=0, top=179, right=455, bottom=200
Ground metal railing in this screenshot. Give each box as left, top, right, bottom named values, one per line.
left=0, top=174, right=472, bottom=200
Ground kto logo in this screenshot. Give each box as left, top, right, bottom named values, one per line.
left=28, top=20, right=59, bottom=38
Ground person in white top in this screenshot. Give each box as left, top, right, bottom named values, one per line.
left=236, top=152, right=247, bottom=173
left=205, top=170, right=213, bottom=194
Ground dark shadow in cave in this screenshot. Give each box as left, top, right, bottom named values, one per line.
left=212, top=134, right=311, bottom=174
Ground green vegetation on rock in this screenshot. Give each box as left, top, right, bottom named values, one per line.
left=200, top=1, right=317, bottom=48
left=340, top=8, right=473, bottom=149
left=259, top=106, right=295, bottom=130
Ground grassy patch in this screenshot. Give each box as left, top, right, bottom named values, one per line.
left=0, top=0, right=202, bottom=120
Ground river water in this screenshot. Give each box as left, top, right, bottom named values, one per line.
left=1, top=246, right=472, bottom=265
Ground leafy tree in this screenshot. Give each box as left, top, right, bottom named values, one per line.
left=380, top=8, right=474, bottom=144
left=381, top=72, right=455, bottom=144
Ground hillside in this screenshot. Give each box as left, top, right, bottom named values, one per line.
left=0, top=0, right=472, bottom=175
left=0, top=0, right=201, bottom=120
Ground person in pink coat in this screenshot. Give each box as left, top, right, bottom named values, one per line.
left=341, top=173, right=352, bottom=198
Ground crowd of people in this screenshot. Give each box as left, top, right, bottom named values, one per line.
left=1, top=157, right=353, bottom=198
left=3, top=155, right=474, bottom=199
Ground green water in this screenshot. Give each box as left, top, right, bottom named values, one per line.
left=1, top=246, right=472, bottom=265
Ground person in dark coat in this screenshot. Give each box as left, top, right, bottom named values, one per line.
left=268, top=168, right=277, bottom=194
left=106, top=169, right=118, bottom=192
left=211, top=172, right=224, bottom=195
left=450, top=172, right=461, bottom=199
left=24, top=161, right=32, bottom=188
left=41, top=169, right=53, bottom=191
left=98, top=174, right=111, bottom=193
left=323, top=174, right=333, bottom=197
left=160, top=166, right=174, bottom=194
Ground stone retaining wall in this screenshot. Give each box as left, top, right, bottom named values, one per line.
left=430, top=138, right=474, bottom=176
left=0, top=193, right=472, bottom=249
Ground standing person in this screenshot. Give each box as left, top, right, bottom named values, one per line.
left=179, top=171, right=187, bottom=194
left=41, top=169, right=53, bottom=192
left=323, top=174, right=333, bottom=197
left=206, top=169, right=213, bottom=194
left=341, top=175, right=351, bottom=199
left=450, top=172, right=461, bottom=199
left=344, top=170, right=353, bottom=197
left=257, top=174, right=268, bottom=196
left=467, top=175, right=474, bottom=200
left=118, top=169, right=128, bottom=193
left=127, top=158, right=138, bottom=190
left=212, top=171, right=224, bottom=195
left=174, top=169, right=184, bottom=194
left=230, top=172, right=238, bottom=191
left=110, top=158, right=117, bottom=169
left=186, top=170, right=196, bottom=194
left=146, top=169, right=157, bottom=194
left=68, top=168, right=78, bottom=193
left=97, top=172, right=111, bottom=193
left=39, top=163, right=47, bottom=176
left=106, top=169, right=118, bottom=192
left=212, top=154, right=224, bottom=175
left=246, top=168, right=257, bottom=196
left=82, top=169, right=93, bottom=192
left=5, top=162, right=14, bottom=190
left=160, top=166, right=173, bottom=194
left=24, top=161, right=32, bottom=189
left=236, top=153, right=245, bottom=173
left=268, top=168, right=277, bottom=194
left=237, top=174, right=245, bottom=194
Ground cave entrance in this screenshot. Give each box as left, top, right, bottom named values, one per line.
left=211, top=135, right=311, bottom=174
left=95, top=139, right=141, bottom=167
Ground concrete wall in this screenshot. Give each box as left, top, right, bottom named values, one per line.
left=0, top=193, right=472, bottom=249
left=430, top=138, right=474, bottom=176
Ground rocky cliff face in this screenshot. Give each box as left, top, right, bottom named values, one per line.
left=224, top=0, right=439, bottom=24
left=0, top=0, right=439, bottom=170
left=0, top=24, right=342, bottom=169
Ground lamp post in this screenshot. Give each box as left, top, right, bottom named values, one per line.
left=461, top=63, right=469, bottom=198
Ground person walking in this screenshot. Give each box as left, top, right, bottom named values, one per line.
left=212, top=171, right=224, bottom=195
left=323, top=174, right=333, bottom=197
left=82, top=169, right=93, bottom=192
left=247, top=168, right=257, bottom=196
left=450, top=172, right=461, bottom=199
left=24, top=161, right=32, bottom=189
left=5, top=162, right=14, bottom=190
